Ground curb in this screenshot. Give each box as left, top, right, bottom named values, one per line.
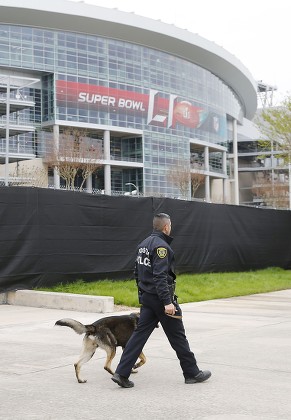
left=0, top=290, right=114, bottom=313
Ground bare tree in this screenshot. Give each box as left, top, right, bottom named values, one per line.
left=168, top=161, right=206, bottom=199
left=45, top=128, right=103, bottom=190
left=168, top=161, right=190, bottom=199
left=190, top=172, right=205, bottom=197
left=252, top=174, right=289, bottom=209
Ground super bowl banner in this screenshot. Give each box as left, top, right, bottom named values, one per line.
left=56, top=80, right=226, bottom=136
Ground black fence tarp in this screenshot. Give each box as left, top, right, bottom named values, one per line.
left=0, top=187, right=291, bottom=292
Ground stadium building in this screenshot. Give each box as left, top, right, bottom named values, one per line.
left=0, top=0, right=258, bottom=203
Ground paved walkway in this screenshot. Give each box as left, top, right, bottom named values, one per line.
left=1, top=290, right=291, bottom=420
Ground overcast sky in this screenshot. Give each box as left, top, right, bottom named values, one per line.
left=71, top=0, right=290, bottom=104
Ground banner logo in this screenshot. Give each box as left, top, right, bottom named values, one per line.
left=56, top=80, right=226, bottom=135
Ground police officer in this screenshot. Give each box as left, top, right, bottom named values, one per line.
left=112, top=213, right=211, bottom=388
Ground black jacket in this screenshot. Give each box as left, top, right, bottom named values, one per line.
left=135, top=230, right=176, bottom=305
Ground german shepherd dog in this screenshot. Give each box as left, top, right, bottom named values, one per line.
left=55, top=312, right=146, bottom=383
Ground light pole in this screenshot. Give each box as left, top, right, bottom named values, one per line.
left=125, top=182, right=139, bottom=196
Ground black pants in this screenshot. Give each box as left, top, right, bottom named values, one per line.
left=115, top=292, right=200, bottom=379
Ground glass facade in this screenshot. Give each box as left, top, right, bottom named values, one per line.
left=0, top=23, right=244, bottom=197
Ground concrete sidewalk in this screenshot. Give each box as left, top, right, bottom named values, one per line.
left=1, top=290, right=291, bottom=420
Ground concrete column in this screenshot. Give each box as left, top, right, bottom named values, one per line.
left=222, top=151, right=227, bottom=203
left=53, top=168, right=60, bottom=189
left=204, top=146, right=210, bottom=202
left=4, top=77, right=10, bottom=186
left=103, top=130, right=111, bottom=195
left=233, top=119, right=239, bottom=205
left=86, top=174, right=93, bottom=193
left=53, top=124, right=60, bottom=189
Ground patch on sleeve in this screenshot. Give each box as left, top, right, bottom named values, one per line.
left=157, top=247, right=167, bottom=258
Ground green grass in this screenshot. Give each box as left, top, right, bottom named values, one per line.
left=36, top=267, right=291, bottom=307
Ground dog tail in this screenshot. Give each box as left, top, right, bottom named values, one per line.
left=55, top=318, right=87, bottom=335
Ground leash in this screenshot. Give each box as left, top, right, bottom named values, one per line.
left=165, top=313, right=183, bottom=319
left=165, top=295, right=182, bottom=319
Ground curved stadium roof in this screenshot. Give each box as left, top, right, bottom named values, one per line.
left=0, top=0, right=257, bottom=119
